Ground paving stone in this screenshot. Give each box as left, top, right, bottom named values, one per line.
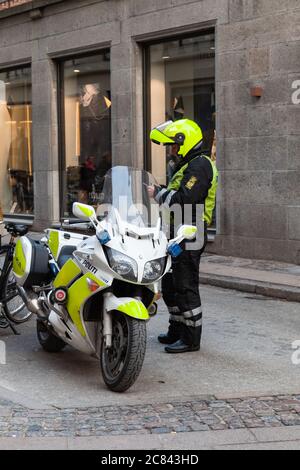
left=173, top=426, right=191, bottom=433
left=151, top=427, right=171, bottom=434
left=0, top=394, right=300, bottom=437
left=189, top=422, right=210, bottom=432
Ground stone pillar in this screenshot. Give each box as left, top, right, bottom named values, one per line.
left=31, top=58, right=60, bottom=229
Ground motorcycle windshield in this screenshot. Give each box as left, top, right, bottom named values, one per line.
left=99, top=166, right=160, bottom=228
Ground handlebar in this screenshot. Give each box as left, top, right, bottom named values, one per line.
left=63, top=219, right=91, bottom=225
left=51, top=220, right=94, bottom=230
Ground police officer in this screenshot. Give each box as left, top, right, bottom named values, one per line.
left=148, top=119, right=218, bottom=353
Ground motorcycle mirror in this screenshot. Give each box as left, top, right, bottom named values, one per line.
left=177, top=225, right=197, bottom=240
left=73, top=202, right=96, bottom=221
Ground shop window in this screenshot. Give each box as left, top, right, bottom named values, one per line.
left=0, top=66, right=33, bottom=216
left=145, top=32, right=216, bottom=228
left=60, top=52, right=111, bottom=217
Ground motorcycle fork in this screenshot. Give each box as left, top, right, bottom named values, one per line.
left=103, top=293, right=112, bottom=348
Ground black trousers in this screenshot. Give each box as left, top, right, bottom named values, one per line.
left=162, top=246, right=205, bottom=346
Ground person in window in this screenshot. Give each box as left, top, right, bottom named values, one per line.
left=172, top=95, right=185, bottom=121
left=147, top=119, right=218, bottom=354
left=79, top=83, right=111, bottom=167
left=79, top=155, right=96, bottom=204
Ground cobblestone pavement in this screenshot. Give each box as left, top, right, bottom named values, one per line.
left=1, top=394, right=300, bottom=438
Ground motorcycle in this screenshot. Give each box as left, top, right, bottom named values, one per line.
left=12, top=166, right=197, bottom=392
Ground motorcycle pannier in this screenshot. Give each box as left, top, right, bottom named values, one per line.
left=13, top=237, right=51, bottom=288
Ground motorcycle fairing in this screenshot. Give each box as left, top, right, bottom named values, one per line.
left=66, top=272, right=106, bottom=336
left=48, top=311, right=95, bottom=355
left=46, top=229, right=87, bottom=261
left=104, top=294, right=149, bottom=320
left=53, top=258, right=81, bottom=288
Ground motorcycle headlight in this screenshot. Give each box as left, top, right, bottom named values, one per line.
left=105, top=247, right=138, bottom=282
left=142, top=257, right=166, bottom=283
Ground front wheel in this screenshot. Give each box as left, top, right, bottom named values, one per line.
left=100, top=312, right=147, bottom=393
left=36, top=320, right=67, bottom=353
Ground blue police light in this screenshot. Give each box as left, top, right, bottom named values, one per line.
left=97, top=230, right=111, bottom=245
left=49, top=259, right=59, bottom=277
left=167, top=243, right=183, bottom=258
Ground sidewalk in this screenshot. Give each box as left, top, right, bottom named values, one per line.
left=1, top=394, right=300, bottom=449
left=200, top=254, right=300, bottom=302
left=1, top=426, right=300, bottom=450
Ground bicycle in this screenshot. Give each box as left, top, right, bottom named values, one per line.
left=0, top=221, right=32, bottom=334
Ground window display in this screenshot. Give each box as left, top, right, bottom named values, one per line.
left=61, top=52, right=111, bottom=217
left=0, top=66, right=33, bottom=215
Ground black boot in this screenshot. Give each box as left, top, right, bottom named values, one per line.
left=164, top=339, right=200, bottom=353
left=158, top=321, right=181, bottom=345
left=165, top=325, right=202, bottom=353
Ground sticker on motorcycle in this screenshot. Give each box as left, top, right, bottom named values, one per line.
left=81, top=259, right=98, bottom=275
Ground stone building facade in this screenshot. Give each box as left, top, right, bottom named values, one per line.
left=0, top=0, right=299, bottom=263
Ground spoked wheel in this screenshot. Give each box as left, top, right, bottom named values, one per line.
left=3, top=264, right=32, bottom=324
left=36, top=320, right=67, bottom=353
left=0, top=312, right=9, bottom=329
left=100, top=312, right=147, bottom=393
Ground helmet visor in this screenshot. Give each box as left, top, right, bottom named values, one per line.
left=155, top=120, right=173, bottom=133
left=150, top=120, right=175, bottom=145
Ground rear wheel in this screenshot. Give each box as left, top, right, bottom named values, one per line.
left=100, top=312, right=147, bottom=393
left=36, top=320, right=67, bottom=353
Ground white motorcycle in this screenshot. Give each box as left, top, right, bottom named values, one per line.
left=12, top=167, right=196, bottom=392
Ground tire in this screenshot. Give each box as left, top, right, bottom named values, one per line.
left=3, top=263, right=32, bottom=324
left=100, top=312, right=147, bottom=393
left=36, top=320, right=67, bottom=353
left=0, top=313, right=9, bottom=329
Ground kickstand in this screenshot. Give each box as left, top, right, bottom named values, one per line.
left=8, top=321, right=20, bottom=335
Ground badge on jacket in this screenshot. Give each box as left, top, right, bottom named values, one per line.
left=185, top=176, right=197, bottom=190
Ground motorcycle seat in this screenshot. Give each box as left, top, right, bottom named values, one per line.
left=5, top=223, right=29, bottom=237
left=57, top=245, right=77, bottom=269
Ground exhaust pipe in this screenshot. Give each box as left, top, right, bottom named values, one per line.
left=17, top=286, right=45, bottom=317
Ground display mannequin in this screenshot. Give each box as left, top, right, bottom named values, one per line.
left=0, top=81, right=13, bottom=213
left=172, top=95, right=184, bottom=120
left=80, top=83, right=111, bottom=111
left=80, top=83, right=111, bottom=164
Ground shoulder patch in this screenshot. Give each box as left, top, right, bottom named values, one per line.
left=185, top=176, right=197, bottom=190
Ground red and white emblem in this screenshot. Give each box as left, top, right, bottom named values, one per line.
left=54, top=288, right=67, bottom=304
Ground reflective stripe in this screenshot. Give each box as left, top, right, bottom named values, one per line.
left=183, top=306, right=202, bottom=318
left=155, top=188, right=168, bottom=203
left=170, top=316, right=202, bottom=327
left=170, top=314, right=182, bottom=323
left=185, top=318, right=202, bottom=327
left=163, top=190, right=177, bottom=208
left=168, top=306, right=180, bottom=314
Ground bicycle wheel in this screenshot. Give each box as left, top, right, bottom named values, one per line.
left=0, top=311, right=9, bottom=329
left=3, top=263, right=32, bottom=324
